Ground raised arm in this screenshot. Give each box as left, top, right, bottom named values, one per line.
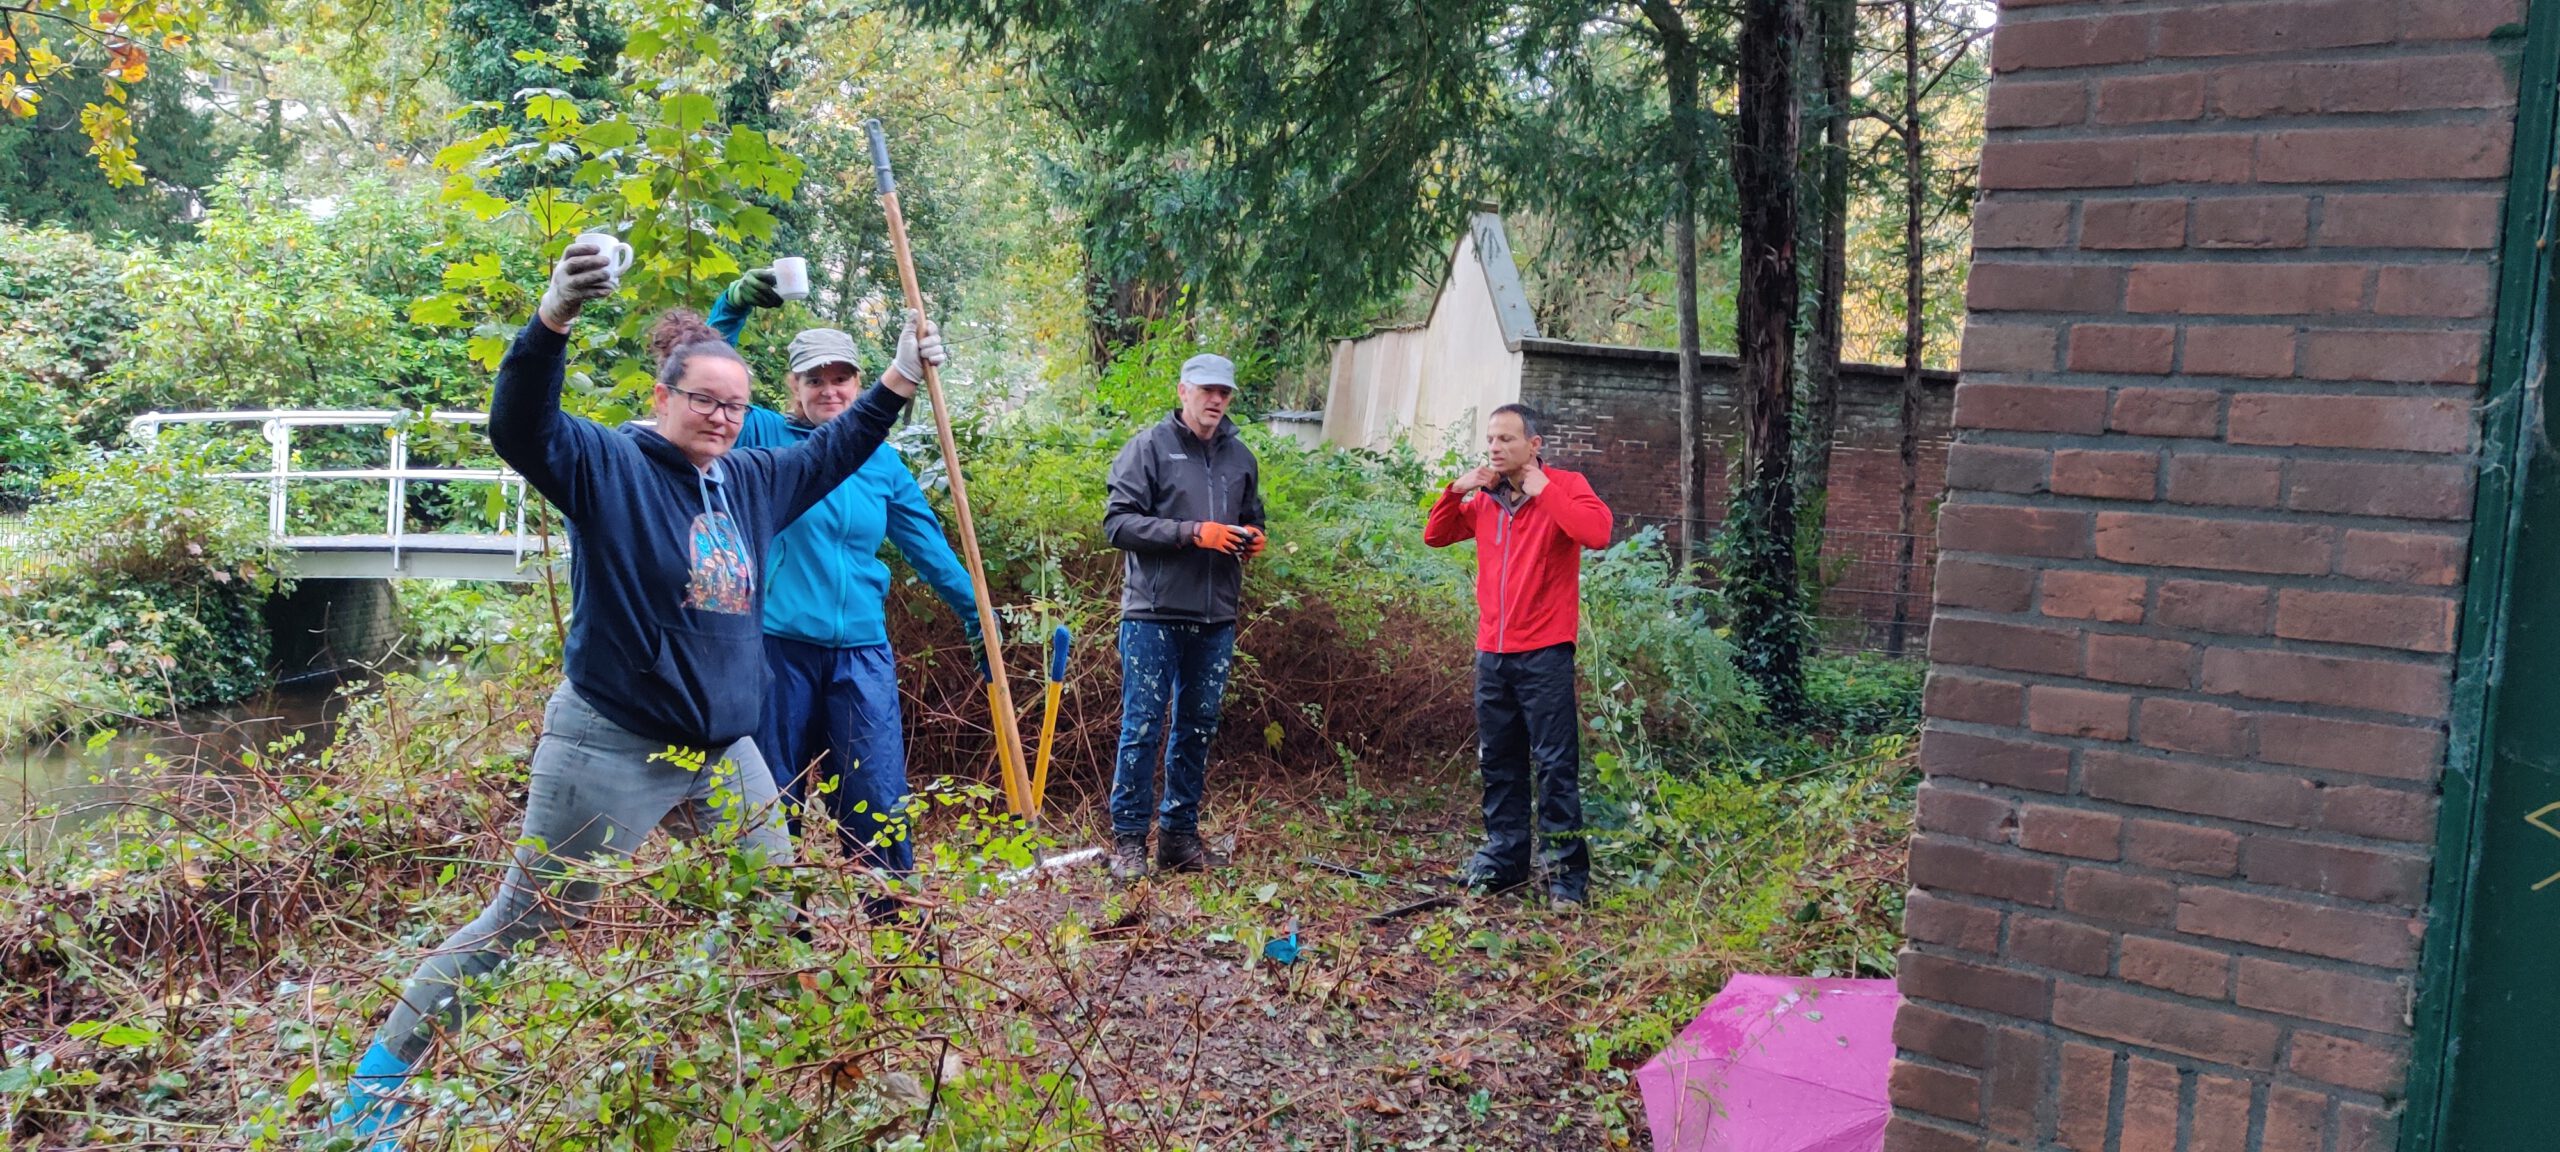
left=882, top=458, right=984, bottom=629
left=1103, top=436, right=1192, bottom=554
left=766, top=385, right=908, bottom=525
left=487, top=244, right=622, bottom=518
left=1422, top=486, right=1477, bottom=548
left=1545, top=470, right=1615, bottom=550
left=707, top=266, right=780, bottom=347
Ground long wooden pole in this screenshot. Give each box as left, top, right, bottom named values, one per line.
left=866, top=119, right=1035, bottom=821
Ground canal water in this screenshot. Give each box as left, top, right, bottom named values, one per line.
left=2, top=673, right=366, bottom=845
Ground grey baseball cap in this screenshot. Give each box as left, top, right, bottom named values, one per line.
left=787, top=328, right=863, bottom=375
left=1180, top=353, right=1237, bottom=389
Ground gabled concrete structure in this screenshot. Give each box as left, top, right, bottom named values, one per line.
left=1321, top=209, right=1538, bottom=455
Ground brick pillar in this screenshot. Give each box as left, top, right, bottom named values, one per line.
left=1892, top=2, right=2527, bottom=1150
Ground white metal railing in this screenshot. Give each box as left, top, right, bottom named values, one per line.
left=127, top=409, right=538, bottom=570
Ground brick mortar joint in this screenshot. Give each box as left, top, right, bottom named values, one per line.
left=1937, top=487, right=2483, bottom=530
left=1988, top=38, right=2533, bottom=73
left=1968, top=253, right=2513, bottom=281
left=1931, top=603, right=2465, bottom=667
left=1951, top=437, right=2487, bottom=471
left=1925, top=680, right=2455, bottom=750
left=1927, top=673, right=2450, bottom=743
left=1913, top=821, right=2437, bottom=919
left=1895, top=945, right=2422, bottom=1065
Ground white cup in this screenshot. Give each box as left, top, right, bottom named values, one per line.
left=574, top=232, right=635, bottom=283
left=772, top=256, right=810, bottom=301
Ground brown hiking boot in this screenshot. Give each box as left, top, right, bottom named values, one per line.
left=1156, top=830, right=1229, bottom=874
left=1108, top=833, right=1150, bottom=881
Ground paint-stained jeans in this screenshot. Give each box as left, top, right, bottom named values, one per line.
left=1469, top=642, right=1588, bottom=896
left=1110, top=619, right=1237, bottom=837
left=373, top=683, right=790, bottom=1063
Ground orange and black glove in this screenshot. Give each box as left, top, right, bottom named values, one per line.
left=1194, top=522, right=1249, bottom=556
left=1241, top=526, right=1268, bottom=560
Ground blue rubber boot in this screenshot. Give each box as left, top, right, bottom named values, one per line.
left=326, top=1041, right=415, bottom=1149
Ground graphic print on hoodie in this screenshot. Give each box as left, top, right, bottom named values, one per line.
left=686, top=465, right=752, bottom=616
left=686, top=469, right=756, bottom=615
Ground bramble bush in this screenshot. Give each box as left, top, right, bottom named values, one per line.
left=2, top=437, right=291, bottom=739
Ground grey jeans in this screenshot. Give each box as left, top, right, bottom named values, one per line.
left=375, top=683, right=791, bottom=1062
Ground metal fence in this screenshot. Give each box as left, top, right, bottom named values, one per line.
left=0, top=521, right=55, bottom=588
left=1612, top=513, right=1936, bottom=657
left=1809, top=528, right=1936, bottom=657
left=127, top=410, right=536, bottom=565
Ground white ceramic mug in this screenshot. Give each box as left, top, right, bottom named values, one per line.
left=772, top=256, right=810, bottom=301
left=573, top=232, right=635, bottom=283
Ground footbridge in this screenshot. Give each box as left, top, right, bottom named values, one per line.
left=129, top=410, right=560, bottom=583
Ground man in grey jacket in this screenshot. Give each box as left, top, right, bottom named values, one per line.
left=1102, top=352, right=1267, bottom=879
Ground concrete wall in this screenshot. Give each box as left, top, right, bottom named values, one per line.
left=1891, top=0, right=2526, bottom=1149
left=264, top=578, right=401, bottom=680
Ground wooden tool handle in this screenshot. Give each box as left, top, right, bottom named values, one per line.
left=867, top=118, right=1035, bottom=820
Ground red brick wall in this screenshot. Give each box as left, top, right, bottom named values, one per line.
left=1894, top=1, right=2525, bottom=1149
left=1517, top=338, right=1956, bottom=646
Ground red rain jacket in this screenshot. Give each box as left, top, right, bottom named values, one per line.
left=1423, top=466, right=1615, bottom=654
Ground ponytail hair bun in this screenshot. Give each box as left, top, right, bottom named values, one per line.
left=649, top=309, right=724, bottom=366
left=648, top=308, right=745, bottom=389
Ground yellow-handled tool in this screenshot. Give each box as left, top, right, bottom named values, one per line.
left=1030, top=625, right=1070, bottom=817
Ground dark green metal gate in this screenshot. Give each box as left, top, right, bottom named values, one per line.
left=2409, top=4, right=2560, bottom=1146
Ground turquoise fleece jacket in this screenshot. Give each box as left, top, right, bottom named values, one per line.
left=713, top=296, right=979, bottom=648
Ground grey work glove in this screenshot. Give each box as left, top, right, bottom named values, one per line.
left=723, top=267, right=784, bottom=312
left=537, top=243, right=619, bottom=329
left=890, top=311, right=948, bottom=385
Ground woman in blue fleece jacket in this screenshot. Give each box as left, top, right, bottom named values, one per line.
left=707, top=268, right=981, bottom=890
left=327, top=242, right=947, bottom=1149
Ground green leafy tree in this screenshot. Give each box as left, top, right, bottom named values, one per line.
left=18, top=435, right=291, bottom=710
left=0, top=0, right=224, bottom=185
left=908, top=0, right=1512, bottom=344
left=0, top=64, right=231, bottom=239
left=444, top=0, right=627, bottom=195
left=106, top=165, right=499, bottom=423
left=415, top=24, right=804, bottom=420
left=1484, top=4, right=1736, bottom=569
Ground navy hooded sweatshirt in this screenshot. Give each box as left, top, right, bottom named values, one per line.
left=487, top=318, right=910, bottom=749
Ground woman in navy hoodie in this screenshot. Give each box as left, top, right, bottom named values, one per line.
left=327, top=240, right=946, bottom=1147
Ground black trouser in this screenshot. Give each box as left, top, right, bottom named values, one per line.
left=1469, top=642, right=1588, bottom=894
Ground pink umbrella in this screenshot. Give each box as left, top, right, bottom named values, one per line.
left=1636, top=974, right=1902, bottom=1152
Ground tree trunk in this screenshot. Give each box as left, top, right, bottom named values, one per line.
left=1796, top=0, right=1852, bottom=504
left=1088, top=269, right=1177, bottom=369
left=1889, top=0, right=1926, bottom=659
left=1733, top=0, right=1809, bottom=721
left=1647, top=1, right=1706, bottom=573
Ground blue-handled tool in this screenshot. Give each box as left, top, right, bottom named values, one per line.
left=1031, top=625, right=1070, bottom=816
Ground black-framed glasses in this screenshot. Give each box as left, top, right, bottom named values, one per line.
left=668, top=385, right=750, bottom=421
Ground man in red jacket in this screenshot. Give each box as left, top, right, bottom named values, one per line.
left=1423, top=403, right=1615, bottom=905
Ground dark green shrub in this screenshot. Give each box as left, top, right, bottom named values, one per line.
left=1805, top=652, right=1924, bottom=738
left=9, top=438, right=292, bottom=721
left=0, top=222, right=135, bottom=504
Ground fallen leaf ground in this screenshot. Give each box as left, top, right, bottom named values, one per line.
left=1, top=672, right=1910, bottom=1151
